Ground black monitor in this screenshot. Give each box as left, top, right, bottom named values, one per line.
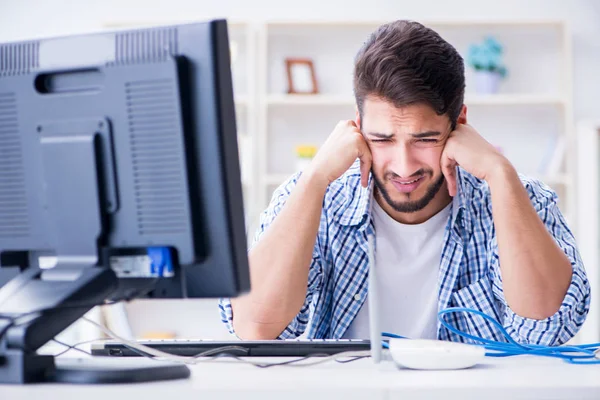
left=0, top=19, right=250, bottom=384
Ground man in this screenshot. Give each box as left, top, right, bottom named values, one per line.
left=219, top=20, right=590, bottom=345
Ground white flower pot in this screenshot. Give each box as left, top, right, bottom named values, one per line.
left=474, top=70, right=502, bottom=95
left=296, top=157, right=313, bottom=173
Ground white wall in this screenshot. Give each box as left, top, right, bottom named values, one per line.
left=2, top=0, right=599, bottom=339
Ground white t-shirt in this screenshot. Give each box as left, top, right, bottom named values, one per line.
left=342, top=198, right=452, bottom=339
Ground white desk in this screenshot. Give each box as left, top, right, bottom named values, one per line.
left=2, top=355, right=600, bottom=400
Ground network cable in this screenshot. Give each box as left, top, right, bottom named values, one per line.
left=433, top=307, right=600, bottom=364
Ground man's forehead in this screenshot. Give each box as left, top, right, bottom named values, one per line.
left=362, top=115, right=448, bottom=136
left=361, top=99, right=449, bottom=130
left=363, top=97, right=437, bottom=115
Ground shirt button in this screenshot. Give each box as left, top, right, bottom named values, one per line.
left=354, top=293, right=361, bottom=301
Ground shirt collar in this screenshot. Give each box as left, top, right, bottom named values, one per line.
left=450, top=167, right=470, bottom=231
left=337, top=173, right=373, bottom=229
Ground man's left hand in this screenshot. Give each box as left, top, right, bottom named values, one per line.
left=441, top=123, right=510, bottom=197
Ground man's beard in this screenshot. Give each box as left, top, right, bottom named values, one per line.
left=373, top=169, right=446, bottom=213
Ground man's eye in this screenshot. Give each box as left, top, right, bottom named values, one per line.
left=371, top=139, right=391, bottom=143
left=417, top=139, right=438, bottom=143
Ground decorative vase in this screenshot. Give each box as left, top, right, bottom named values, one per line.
left=295, top=145, right=317, bottom=173
left=474, top=70, right=502, bottom=95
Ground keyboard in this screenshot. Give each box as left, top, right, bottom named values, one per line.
left=91, top=339, right=373, bottom=357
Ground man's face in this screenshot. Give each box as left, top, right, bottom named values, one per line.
left=359, top=97, right=454, bottom=216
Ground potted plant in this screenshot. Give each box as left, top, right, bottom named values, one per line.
left=467, top=36, right=508, bottom=95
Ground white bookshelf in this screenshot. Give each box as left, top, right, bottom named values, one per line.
left=235, top=19, right=575, bottom=237
left=227, top=22, right=260, bottom=236
left=234, top=95, right=249, bottom=107
left=575, top=121, right=600, bottom=344
left=267, top=94, right=354, bottom=106
left=465, top=94, right=565, bottom=106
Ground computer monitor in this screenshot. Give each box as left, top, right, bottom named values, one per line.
left=0, top=19, right=250, bottom=384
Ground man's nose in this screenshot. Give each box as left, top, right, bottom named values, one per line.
left=390, top=142, right=420, bottom=178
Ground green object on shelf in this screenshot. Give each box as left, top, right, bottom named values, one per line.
left=467, top=36, right=508, bottom=78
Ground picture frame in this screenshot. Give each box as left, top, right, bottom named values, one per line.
left=285, top=58, right=319, bottom=94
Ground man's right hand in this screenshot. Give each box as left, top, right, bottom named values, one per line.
left=305, top=120, right=372, bottom=188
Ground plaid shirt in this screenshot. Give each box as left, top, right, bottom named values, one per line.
left=219, top=161, right=590, bottom=345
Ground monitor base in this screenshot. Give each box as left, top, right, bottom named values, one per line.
left=52, top=357, right=191, bottom=384
left=0, top=350, right=190, bottom=384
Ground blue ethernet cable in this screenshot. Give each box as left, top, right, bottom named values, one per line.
left=381, top=307, right=600, bottom=364
left=439, top=307, right=600, bottom=363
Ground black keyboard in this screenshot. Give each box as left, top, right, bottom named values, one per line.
left=91, top=339, right=373, bottom=357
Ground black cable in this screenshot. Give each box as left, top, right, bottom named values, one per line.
left=119, top=342, right=251, bottom=359
left=199, top=351, right=369, bottom=368
left=251, top=355, right=319, bottom=368
left=114, top=342, right=367, bottom=368
left=209, top=352, right=369, bottom=368
left=335, top=356, right=369, bottom=363
left=181, top=352, right=317, bottom=368
left=52, top=339, right=95, bottom=358
left=52, top=338, right=104, bottom=358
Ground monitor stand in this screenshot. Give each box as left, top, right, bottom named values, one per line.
left=0, top=266, right=190, bottom=384
left=0, top=118, right=190, bottom=384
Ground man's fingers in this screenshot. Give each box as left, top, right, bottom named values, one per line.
left=358, top=138, right=372, bottom=188
left=359, top=149, right=372, bottom=188
left=441, top=155, right=457, bottom=197
left=360, top=157, right=371, bottom=188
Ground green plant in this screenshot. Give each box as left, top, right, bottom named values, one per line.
left=467, top=36, right=507, bottom=77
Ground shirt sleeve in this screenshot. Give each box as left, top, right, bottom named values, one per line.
left=218, top=172, right=324, bottom=339
left=489, top=179, right=591, bottom=346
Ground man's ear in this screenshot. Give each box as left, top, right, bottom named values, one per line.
left=456, top=104, right=468, bottom=125
left=355, top=107, right=361, bottom=129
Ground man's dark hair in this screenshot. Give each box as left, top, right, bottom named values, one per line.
left=354, top=20, right=465, bottom=129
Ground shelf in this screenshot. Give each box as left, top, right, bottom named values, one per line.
left=465, top=94, right=565, bottom=106
left=267, top=94, right=354, bottom=106
left=265, top=173, right=294, bottom=185
left=235, top=96, right=248, bottom=106
left=265, top=19, right=564, bottom=28
left=530, top=174, right=571, bottom=186
left=266, top=94, right=565, bottom=107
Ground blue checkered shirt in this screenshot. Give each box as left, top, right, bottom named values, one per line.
left=219, top=161, right=590, bottom=345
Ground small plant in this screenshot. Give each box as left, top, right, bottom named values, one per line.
left=467, top=36, right=507, bottom=78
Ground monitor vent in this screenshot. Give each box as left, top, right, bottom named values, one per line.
left=0, top=92, right=28, bottom=238
left=113, top=28, right=178, bottom=64
left=126, top=79, right=187, bottom=235
left=0, top=42, right=39, bottom=76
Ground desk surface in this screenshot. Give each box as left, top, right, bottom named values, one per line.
left=2, top=355, right=600, bottom=400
